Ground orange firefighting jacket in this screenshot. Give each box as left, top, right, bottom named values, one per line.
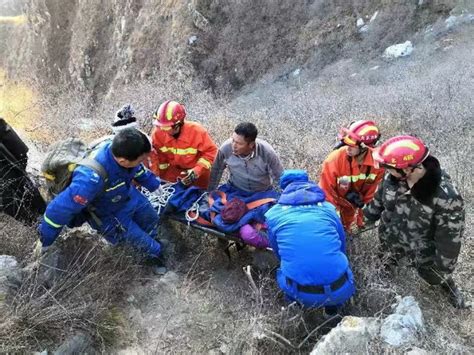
left=150, top=121, right=218, bottom=189
left=319, top=146, right=384, bottom=229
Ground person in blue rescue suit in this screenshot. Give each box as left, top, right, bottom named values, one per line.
left=265, top=170, right=356, bottom=315
left=38, top=128, right=166, bottom=272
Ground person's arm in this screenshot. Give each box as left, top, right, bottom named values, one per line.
left=264, top=207, right=281, bottom=260
left=362, top=168, right=385, bottom=204
left=208, top=148, right=226, bottom=191
left=259, top=141, right=283, bottom=186
left=321, top=202, right=346, bottom=253
left=39, top=168, right=104, bottom=247
left=432, top=193, right=464, bottom=274
left=334, top=208, right=347, bottom=253
left=319, top=157, right=340, bottom=207
left=193, top=129, right=218, bottom=178
left=134, top=163, right=161, bottom=192
left=148, top=128, right=164, bottom=174
left=363, top=175, right=386, bottom=222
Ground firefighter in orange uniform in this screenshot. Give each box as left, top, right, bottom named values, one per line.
left=149, top=100, right=218, bottom=189
left=319, top=120, right=384, bottom=232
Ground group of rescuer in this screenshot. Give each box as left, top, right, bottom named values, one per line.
left=3, top=99, right=463, bottom=312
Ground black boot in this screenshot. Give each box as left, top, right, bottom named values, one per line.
left=441, top=278, right=470, bottom=309
left=144, top=256, right=167, bottom=276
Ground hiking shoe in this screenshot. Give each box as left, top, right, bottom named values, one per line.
left=441, top=280, right=470, bottom=309
left=158, top=238, right=170, bottom=249
left=322, top=306, right=343, bottom=329
left=145, top=257, right=168, bottom=276
left=152, top=265, right=168, bottom=276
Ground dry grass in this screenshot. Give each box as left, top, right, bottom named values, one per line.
left=0, top=226, right=144, bottom=353
left=0, top=3, right=472, bottom=353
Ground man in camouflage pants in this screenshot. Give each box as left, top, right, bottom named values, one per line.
left=363, top=135, right=468, bottom=309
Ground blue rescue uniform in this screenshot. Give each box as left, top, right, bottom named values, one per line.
left=39, top=142, right=162, bottom=257
left=265, top=179, right=355, bottom=308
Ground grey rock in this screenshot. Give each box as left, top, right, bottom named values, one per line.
left=37, top=248, right=62, bottom=288
left=188, top=35, right=198, bottom=45
left=311, top=316, right=379, bottom=354
left=53, top=332, right=93, bottom=355
left=380, top=296, right=424, bottom=347
left=188, top=4, right=210, bottom=31
left=0, top=255, right=20, bottom=309
left=383, top=41, right=413, bottom=58
left=405, top=346, right=430, bottom=355
left=0, top=255, right=18, bottom=270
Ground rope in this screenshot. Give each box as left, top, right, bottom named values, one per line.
left=141, top=182, right=176, bottom=215
left=185, top=191, right=208, bottom=224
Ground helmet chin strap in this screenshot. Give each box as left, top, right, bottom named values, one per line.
left=171, top=121, right=184, bottom=139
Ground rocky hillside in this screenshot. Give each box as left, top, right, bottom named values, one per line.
left=0, top=0, right=473, bottom=353
left=1, top=0, right=469, bottom=100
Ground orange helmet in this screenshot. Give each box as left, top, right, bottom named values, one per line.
left=338, top=120, right=380, bottom=147
left=153, top=100, right=186, bottom=127
left=373, top=135, right=429, bottom=169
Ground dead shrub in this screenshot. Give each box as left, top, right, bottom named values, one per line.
left=0, top=233, right=143, bottom=353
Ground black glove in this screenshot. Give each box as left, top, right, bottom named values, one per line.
left=345, top=191, right=364, bottom=208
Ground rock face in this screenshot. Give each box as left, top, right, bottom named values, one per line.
left=312, top=296, right=427, bottom=354
left=1, top=0, right=457, bottom=97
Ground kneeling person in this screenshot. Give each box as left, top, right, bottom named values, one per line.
left=39, top=129, right=165, bottom=269
left=265, top=170, right=355, bottom=312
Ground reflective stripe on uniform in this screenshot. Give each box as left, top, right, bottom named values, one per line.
left=384, top=140, right=420, bottom=155
left=337, top=173, right=377, bottom=183
left=134, top=168, right=146, bottom=178
left=159, top=146, right=198, bottom=155
left=105, top=181, right=126, bottom=192
left=197, top=157, right=212, bottom=169
left=44, top=215, right=63, bottom=228
left=159, top=163, right=170, bottom=170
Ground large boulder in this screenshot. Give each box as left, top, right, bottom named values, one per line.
left=311, top=296, right=426, bottom=353
left=380, top=296, right=424, bottom=347
left=310, top=316, right=379, bottom=354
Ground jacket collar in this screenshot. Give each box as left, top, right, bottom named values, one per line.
left=410, top=156, right=442, bottom=205
left=278, top=181, right=326, bottom=205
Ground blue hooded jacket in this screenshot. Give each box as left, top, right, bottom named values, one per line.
left=265, top=180, right=349, bottom=285
left=40, top=141, right=160, bottom=246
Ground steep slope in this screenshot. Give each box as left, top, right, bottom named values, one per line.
left=1, top=0, right=465, bottom=99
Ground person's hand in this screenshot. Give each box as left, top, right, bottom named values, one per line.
left=180, top=168, right=198, bottom=186
left=345, top=191, right=365, bottom=208
left=33, top=240, right=49, bottom=259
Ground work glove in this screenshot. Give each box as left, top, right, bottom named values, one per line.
left=33, top=240, right=50, bottom=260
left=180, top=168, right=198, bottom=186
left=345, top=190, right=365, bottom=208
left=37, top=219, right=61, bottom=249
left=364, top=218, right=377, bottom=228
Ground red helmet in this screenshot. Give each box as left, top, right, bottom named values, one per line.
left=338, top=120, right=380, bottom=147
left=372, top=135, right=429, bottom=169
left=153, top=100, right=186, bottom=127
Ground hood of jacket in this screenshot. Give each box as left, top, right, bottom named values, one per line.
left=278, top=181, right=326, bottom=205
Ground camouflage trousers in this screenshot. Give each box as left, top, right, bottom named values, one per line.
left=378, top=236, right=448, bottom=285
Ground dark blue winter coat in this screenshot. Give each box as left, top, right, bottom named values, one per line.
left=40, top=141, right=161, bottom=256
left=265, top=181, right=351, bottom=286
